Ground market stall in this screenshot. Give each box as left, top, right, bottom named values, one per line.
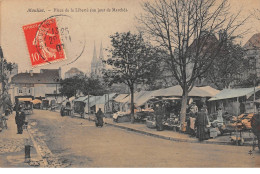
left=112, top=94, right=129, bottom=113
left=60, top=98, right=74, bottom=116
left=144, top=97, right=181, bottom=131
left=73, top=96, right=88, bottom=118
left=32, top=99, right=42, bottom=109
left=112, top=111, right=131, bottom=123
left=206, top=87, right=260, bottom=141
left=18, top=98, right=33, bottom=115
left=41, top=99, right=49, bottom=110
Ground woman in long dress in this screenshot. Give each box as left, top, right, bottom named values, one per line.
left=217, top=108, right=224, bottom=125
left=195, top=108, right=208, bottom=141
left=155, top=105, right=164, bottom=131
left=96, top=108, right=104, bottom=127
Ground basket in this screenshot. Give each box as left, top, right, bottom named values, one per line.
left=23, top=121, right=28, bottom=129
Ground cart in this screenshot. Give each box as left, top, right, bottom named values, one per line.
left=32, top=99, right=42, bottom=109
left=17, top=98, right=33, bottom=115
left=60, top=100, right=73, bottom=116
left=41, top=99, right=49, bottom=110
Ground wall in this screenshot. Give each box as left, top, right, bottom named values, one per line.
left=34, top=84, right=59, bottom=97
left=45, top=95, right=64, bottom=104
left=10, top=83, right=60, bottom=104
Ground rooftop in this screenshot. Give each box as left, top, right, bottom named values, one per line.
left=65, top=67, right=84, bottom=74
left=11, top=69, right=60, bottom=84
left=244, top=33, right=260, bottom=50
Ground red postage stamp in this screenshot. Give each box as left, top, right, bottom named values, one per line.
left=23, top=18, right=65, bottom=67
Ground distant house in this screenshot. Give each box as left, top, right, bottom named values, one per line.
left=65, top=67, right=84, bottom=79
left=243, top=33, right=260, bottom=78
left=9, top=68, right=61, bottom=104
left=149, top=31, right=219, bottom=90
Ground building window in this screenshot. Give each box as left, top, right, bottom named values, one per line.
left=46, top=84, right=56, bottom=87
left=18, top=88, right=23, bottom=94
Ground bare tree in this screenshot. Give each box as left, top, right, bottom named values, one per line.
left=138, top=0, right=248, bottom=129
left=253, top=9, right=260, bottom=21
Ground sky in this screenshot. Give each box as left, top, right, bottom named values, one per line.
left=0, top=0, right=260, bottom=78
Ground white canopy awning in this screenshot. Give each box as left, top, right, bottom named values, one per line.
left=113, top=94, right=129, bottom=103
left=209, top=87, right=260, bottom=101
left=154, top=85, right=219, bottom=98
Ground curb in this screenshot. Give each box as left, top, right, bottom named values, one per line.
left=27, top=121, right=71, bottom=168
left=62, top=113, right=253, bottom=147
left=86, top=117, right=253, bottom=147
left=104, top=121, right=233, bottom=146
left=27, top=128, right=48, bottom=167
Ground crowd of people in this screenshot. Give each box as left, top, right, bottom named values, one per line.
left=151, top=100, right=219, bottom=141
left=186, top=102, right=224, bottom=141
left=186, top=102, right=211, bottom=141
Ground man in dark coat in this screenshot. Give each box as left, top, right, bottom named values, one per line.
left=95, top=108, right=104, bottom=127
left=195, top=108, right=208, bottom=141
left=155, top=104, right=164, bottom=131
left=15, top=108, right=25, bottom=134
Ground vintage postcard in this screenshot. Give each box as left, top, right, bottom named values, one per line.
left=0, top=0, right=260, bottom=168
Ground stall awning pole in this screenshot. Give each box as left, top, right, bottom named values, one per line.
left=107, top=93, right=109, bottom=112
left=105, top=94, right=107, bottom=113
left=254, top=58, right=256, bottom=114
left=88, top=92, right=90, bottom=115
left=236, top=97, right=239, bottom=146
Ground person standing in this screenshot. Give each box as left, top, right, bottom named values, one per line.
left=95, top=108, right=104, bottom=127
left=155, top=104, right=164, bottom=131
left=217, top=108, right=224, bottom=125
left=190, top=102, right=198, bottom=117
left=189, top=116, right=196, bottom=136
left=0, top=113, right=7, bottom=129
left=195, top=107, right=208, bottom=141
left=60, top=106, right=64, bottom=117
left=187, top=102, right=198, bottom=135
left=15, top=108, right=25, bottom=134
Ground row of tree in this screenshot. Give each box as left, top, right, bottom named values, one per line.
left=59, top=76, right=106, bottom=99
left=0, top=47, right=14, bottom=113
left=102, top=0, right=250, bottom=127
left=59, top=1, right=255, bottom=129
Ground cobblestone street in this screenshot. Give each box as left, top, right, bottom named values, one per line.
left=1, top=110, right=260, bottom=167
left=0, top=114, right=39, bottom=167
left=19, top=110, right=260, bottom=167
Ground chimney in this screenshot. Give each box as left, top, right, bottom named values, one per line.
left=29, top=70, right=33, bottom=77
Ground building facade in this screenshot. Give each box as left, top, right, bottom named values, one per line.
left=9, top=68, right=61, bottom=104
left=243, top=33, right=260, bottom=78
